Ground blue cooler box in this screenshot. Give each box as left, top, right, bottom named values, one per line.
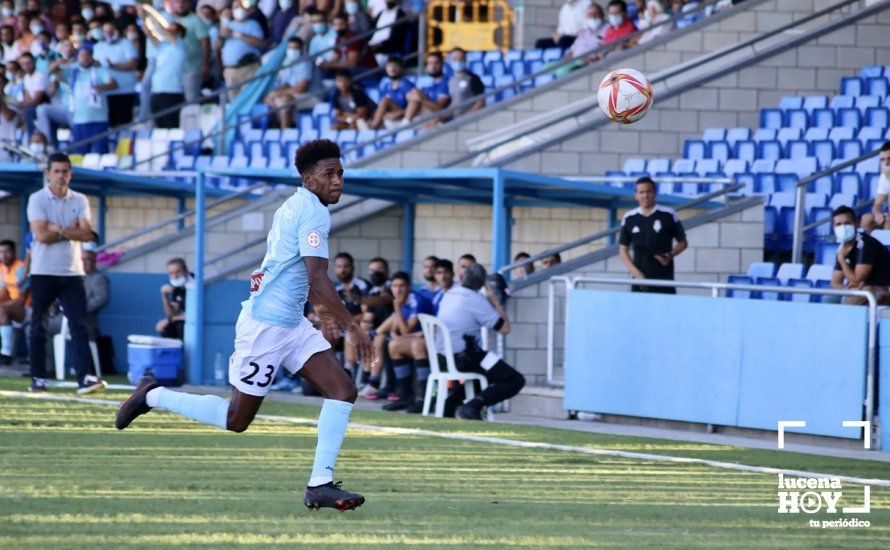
left=127, top=343, right=183, bottom=386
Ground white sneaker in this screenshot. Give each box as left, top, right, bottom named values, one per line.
left=359, top=385, right=378, bottom=399
left=77, top=375, right=107, bottom=395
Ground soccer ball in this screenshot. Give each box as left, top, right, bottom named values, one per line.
left=597, top=68, right=654, bottom=124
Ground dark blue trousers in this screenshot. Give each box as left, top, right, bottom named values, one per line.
left=29, top=275, right=92, bottom=384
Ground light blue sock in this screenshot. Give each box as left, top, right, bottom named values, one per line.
left=308, top=399, right=353, bottom=487
left=0, top=325, right=13, bottom=356
left=154, top=388, right=230, bottom=430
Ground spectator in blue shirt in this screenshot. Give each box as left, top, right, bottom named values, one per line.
left=69, top=45, right=118, bottom=154
left=307, top=9, right=336, bottom=87
left=263, top=37, right=314, bottom=131
left=93, top=21, right=138, bottom=128
left=141, top=5, right=187, bottom=129
left=369, top=56, right=414, bottom=130
left=404, top=51, right=450, bottom=128
left=270, top=0, right=299, bottom=45
left=220, top=3, right=265, bottom=100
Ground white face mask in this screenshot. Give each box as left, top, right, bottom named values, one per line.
left=279, top=0, right=293, bottom=9
left=834, top=224, right=856, bottom=244
left=0, top=8, right=11, bottom=18
left=285, top=48, right=300, bottom=62
left=82, top=8, right=94, bottom=21
left=608, top=14, right=623, bottom=26
left=169, top=276, right=187, bottom=287
left=586, top=18, right=602, bottom=29
left=29, top=142, right=45, bottom=154
left=232, top=7, right=247, bottom=22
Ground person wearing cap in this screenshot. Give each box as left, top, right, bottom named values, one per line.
left=434, top=262, right=525, bottom=420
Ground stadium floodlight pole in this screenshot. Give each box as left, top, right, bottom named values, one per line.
left=57, top=12, right=421, bottom=155
left=790, top=147, right=882, bottom=263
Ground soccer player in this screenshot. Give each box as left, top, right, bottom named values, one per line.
left=116, top=139, right=374, bottom=512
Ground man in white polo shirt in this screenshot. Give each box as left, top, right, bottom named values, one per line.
left=26, top=152, right=106, bottom=394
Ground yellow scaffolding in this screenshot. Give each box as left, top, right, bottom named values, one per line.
left=427, top=0, right=514, bottom=53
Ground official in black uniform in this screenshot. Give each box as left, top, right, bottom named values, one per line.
left=830, top=205, right=890, bottom=305
left=618, top=177, right=688, bottom=294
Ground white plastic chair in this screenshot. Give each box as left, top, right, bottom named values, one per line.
left=417, top=313, right=488, bottom=418
left=53, top=316, right=100, bottom=381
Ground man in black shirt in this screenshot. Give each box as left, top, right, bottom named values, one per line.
left=618, top=177, right=688, bottom=294
left=330, top=70, right=376, bottom=130
left=333, top=252, right=370, bottom=317
left=830, top=205, right=890, bottom=305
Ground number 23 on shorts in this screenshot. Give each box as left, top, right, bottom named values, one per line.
left=240, top=362, right=275, bottom=388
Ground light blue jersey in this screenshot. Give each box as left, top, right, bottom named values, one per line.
left=243, top=187, right=330, bottom=327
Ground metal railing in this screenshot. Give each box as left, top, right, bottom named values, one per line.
left=791, top=147, right=883, bottom=263
left=544, top=274, right=879, bottom=448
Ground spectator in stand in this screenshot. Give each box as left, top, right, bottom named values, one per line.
left=535, top=0, right=591, bottom=50
left=156, top=257, right=192, bottom=339
left=346, top=0, right=372, bottom=35
left=15, top=13, right=36, bottom=53
left=32, top=31, right=54, bottom=71
left=142, top=5, right=187, bottom=129
left=329, top=69, right=375, bottom=130
left=368, top=56, right=414, bottom=130
left=53, top=22, right=69, bottom=45
left=167, top=0, right=211, bottom=104
left=602, top=0, right=637, bottom=45
left=320, top=13, right=376, bottom=75
left=860, top=142, right=890, bottom=233
left=37, top=39, right=74, bottom=145
left=541, top=253, right=561, bottom=269
left=93, top=22, right=138, bottom=128
left=87, top=21, right=105, bottom=45
left=432, top=258, right=454, bottom=311
left=70, top=21, right=88, bottom=49
left=28, top=131, right=48, bottom=159
left=220, top=1, right=265, bottom=100
left=241, top=0, right=270, bottom=40
left=18, top=53, right=46, bottom=137
left=635, top=0, right=673, bottom=44
left=831, top=205, right=890, bottom=306
left=81, top=245, right=109, bottom=341
left=511, top=251, right=534, bottom=280
left=0, top=1, right=12, bottom=28
left=307, top=8, right=336, bottom=84
left=198, top=5, right=221, bottom=86
left=271, top=0, right=299, bottom=44
left=263, top=36, right=313, bottom=130
left=26, top=0, right=52, bottom=30
left=0, top=25, right=16, bottom=62
left=0, top=239, right=27, bottom=365
left=368, top=0, right=408, bottom=66
left=447, top=48, right=485, bottom=117
left=0, top=71, right=15, bottom=162
left=69, top=45, right=118, bottom=154
left=564, top=3, right=605, bottom=61
left=403, top=51, right=450, bottom=127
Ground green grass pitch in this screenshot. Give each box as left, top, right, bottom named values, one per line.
left=1, top=377, right=889, bottom=548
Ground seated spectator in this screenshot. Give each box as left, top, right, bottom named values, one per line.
left=334, top=251, right=370, bottom=318
left=564, top=3, right=606, bottom=61
left=403, top=51, right=450, bottom=128
left=368, top=0, right=409, bottom=66
left=831, top=205, right=890, bottom=306
left=0, top=25, right=16, bottom=63
left=541, top=253, right=562, bottom=269
left=307, top=9, right=336, bottom=66
left=14, top=13, right=36, bottom=53
left=329, top=69, right=375, bottom=130
left=36, top=40, right=74, bottom=145
left=263, top=36, right=313, bottom=130
left=69, top=44, right=118, bottom=154
left=82, top=244, right=109, bottom=341
left=535, top=0, right=591, bottom=50
left=0, top=2, right=12, bottom=29
left=860, top=142, right=890, bottom=233
left=28, top=131, right=48, bottom=160
left=18, top=52, right=46, bottom=137
left=0, top=70, right=18, bottom=160
left=511, top=251, right=534, bottom=279
left=93, top=21, right=138, bottom=128
left=368, top=56, right=414, bottom=130
left=270, top=0, right=299, bottom=45
left=346, top=0, right=373, bottom=35
left=602, top=0, right=637, bottom=45
left=432, top=258, right=454, bottom=311
left=359, top=256, right=395, bottom=398
left=220, top=1, right=264, bottom=99
left=635, top=0, right=673, bottom=44
left=447, top=48, right=485, bottom=117
left=320, top=13, right=376, bottom=74
left=70, top=21, right=88, bottom=49
left=436, top=262, right=525, bottom=420
left=156, top=257, right=191, bottom=339
left=0, top=239, right=28, bottom=364
left=142, top=6, right=186, bottom=129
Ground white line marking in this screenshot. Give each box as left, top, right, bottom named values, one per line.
left=777, top=420, right=806, bottom=449
left=3, top=390, right=889, bottom=488
left=842, top=420, right=871, bottom=449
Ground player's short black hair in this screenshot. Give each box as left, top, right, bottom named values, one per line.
left=334, top=252, right=355, bottom=264
left=881, top=141, right=890, bottom=152
left=635, top=176, right=656, bottom=191
left=295, top=139, right=341, bottom=175
left=390, top=271, right=411, bottom=285
left=831, top=205, right=856, bottom=223
left=167, top=257, right=188, bottom=271
left=0, top=239, right=15, bottom=253
left=435, top=259, right=453, bottom=272
left=369, top=257, right=389, bottom=270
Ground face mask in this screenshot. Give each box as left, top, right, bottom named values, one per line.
left=0, top=8, right=11, bottom=17
left=233, top=7, right=247, bottom=21
left=170, top=276, right=187, bottom=287
left=285, top=48, right=300, bottom=62
left=451, top=60, right=465, bottom=73
left=279, top=0, right=293, bottom=9
left=586, top=17, right=602, bottom=29
left=345, top=2, right=359, bottom=14
left=30, top=23, right=42, bottom=35
left=82, top=8, right=94, bottom=21
left=89, top=28, right=103, bottom=41
left=4, top=71, right=11, bottom=80
left=127, top=31, right=138, bottom=42
left=29, top=142, right=45, bottom=154
left=105, top=33, right=116, bottom=43
left=73, top=33, right=85, bottom=43
left=608, top=14, right=623, bottom=26
left=312, top=22, right=326, bottom=34
left=369, top=271, right=387, bottom=287
left=834, top=224, right=856, bottom=244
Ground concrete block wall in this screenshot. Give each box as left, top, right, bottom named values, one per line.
left=0, top=197, right=20, bottom=244
left=502, top=201, right=764, bottom=386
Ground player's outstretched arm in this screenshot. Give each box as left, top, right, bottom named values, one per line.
left=305, top=256, right=375, bottom=367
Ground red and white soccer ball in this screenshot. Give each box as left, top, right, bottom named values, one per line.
left=597, top=68, right=654, bottom=124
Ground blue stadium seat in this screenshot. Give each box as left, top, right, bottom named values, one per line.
left=865, top=77, right=889, bottom=98
left=709, top=141, right=730, bottom=162
left=808, top=206, right=833, bottom=242
left=760, top=108, right=783, bottom=129
left=757, top=140, right=782, bottom=160
left=657, top=182, right=677, bottom=195
left=858, top=126, right=884, bottom=146
left=753, top=128, right=777, bottom=142
left=756, top=174, right=777, bottom=194
left=835, top=173, right=861, bottom=197
left=838, top=139, right=862, bottom=160
left=751, top=158, right=776, bottom=173
left=282, top=128, right=299, bottom=143
left=786, top=279, right=815, bottom=303
left=268, top=157, right=287, bottom=169
left=466, top=50, right=483, bottom=63
left=734, top=140, right=756, bottom=162
left=777, top=207, right=796, bottom=241
left=248, top=156, right=268, bottom=169
left=814, top=279, right=840, bottom=304
left=755, top=277, right=783, bottom=301
left=779, top=96, right=804, bottom=110
left=840, top=76, right=864, bottom=96
left=726, top=127, right=751, bottom=146
left=815, top=242, right=839, bottom=265
left=262, top=129, right=281, bottom=142
left=542, top=48, right=562, bottom=63
left=622, top=158, right=647, bottom=173
left=727, top=275, right=753, bottom=299
left=855, top=94, right=881, bottom=112
left=775, top=173, right=797, bottom=192
left=837, top=108, right=862, bottom=129
left=764, top=207, right=778, bottom=245
left=811, top=175, right=834, bottom=195
left=723, top=159, right=748, bottom=176
left=804, top=127, right=829, bottom=141
left=871, top=229, right=890, bottom=246
left=734, top=172, right=756, bottom=195
left=702, top=127, right=726, bottom=142
left=810, top=108, right=835, bottom=128
left=249, top=104, right=270, bottom=130
left=803, top=95, right=828, bottom=112
left=784, top=109, right=808, bottom=129
left=866, top=172, right=881, bottom=197
left=806, top=264, right=834, bottom=282
left=684, top=140, right=707, bottom=160
left=696, top=159, right=720, bottom=176
left=782, top=156, right=817, bottom=178
left=865, top=107, right=889, bottom=129
left=785, top=140, right=808, bottom=159
left=828, top=126, right=855, bottom=145
left=488, top=61, right=507, bottom=79
left=860, top=65, right=885, bottom=79
left=673, top=159, right=696, bottom=173
left=829, top=192, right=856, bottom=210
left=830, top=95, right=855, bottom=109
left=769, top=192, right=796, bottom=209
left=175, top=156, right=195, bottom=170
left=523, top=49, right=543, bottom=61
left=482, top=50, right=502, bottom=65
left=776, top=127, right=802, bottom=145
left=647, top=158, right=671, bottom=173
